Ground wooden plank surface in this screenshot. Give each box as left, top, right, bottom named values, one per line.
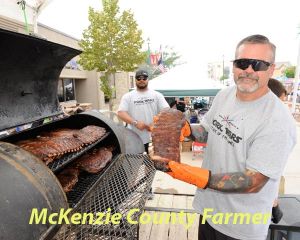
left=186, top=196, right=194, bottom=210
left=140, top=194, right=200, bottom=240
left=168, top=195, right=188, bottom=240
left=148, top=194, right=173, bottom=240
left=156, top=194, right=174, bottom=208
left=187, top=214, right=199, bottom=240
left=138, top=211, right=154, bottom=240
left=145, top=193, right=160, bottom=207
left=148, top=211, right=171, bottom=240
left=186, top=195, right=199, bottom=239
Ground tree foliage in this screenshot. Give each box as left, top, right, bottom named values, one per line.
left=285, top=66, right=296, bottom=78
left=99, top=75, right=114, bottom=100
left=78, top=0, right=146, bottom=109
left=162, top=46, right=182, bottom=69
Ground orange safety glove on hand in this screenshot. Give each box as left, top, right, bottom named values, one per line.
left=180, top=121, right=192, bottom=142
left=153, top=115, right=159, bottom=123
left=149, top=115, right=159, bottom=132
left=167, top=161, right=211, bottom=189
left=150, top=156, right=210, bottom=189
left=149, top=124, right=154, bottom=132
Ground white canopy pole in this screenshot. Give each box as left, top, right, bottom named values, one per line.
left=29, top=0, right=53, bottom=34
left=291, top=36, right=300, bottom=113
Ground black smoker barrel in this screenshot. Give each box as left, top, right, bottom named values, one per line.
left=0, top=141, right=68, bottom=240
left=0, top=28, right=155, bottom=240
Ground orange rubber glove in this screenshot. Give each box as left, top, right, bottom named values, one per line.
left=167, top=161, right=211, bottom=189
left=180, top=121, right=191, bottom=142
left=149, top=115, right=160, bottom=132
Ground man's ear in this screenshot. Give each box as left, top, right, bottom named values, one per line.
left=269, top=63, right=276, bottom=76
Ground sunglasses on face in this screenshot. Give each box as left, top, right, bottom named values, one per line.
left=136, top=76, right=148, bottom=81
left=233, top=58, right=272, bottom=72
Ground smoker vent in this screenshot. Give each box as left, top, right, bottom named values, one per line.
left=54, top=154, right=155, bottom=240
left=49, top=132, right=111, bottom=172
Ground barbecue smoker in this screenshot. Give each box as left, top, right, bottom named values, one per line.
left=0, top=28, right=155, bottom=240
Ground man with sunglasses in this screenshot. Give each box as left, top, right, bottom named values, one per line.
left=117, top=69, right=169, bottom=153
left=151, top=35, right=297, bottom=239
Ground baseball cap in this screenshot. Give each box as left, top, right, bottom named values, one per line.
left=135, top=69, right=149, bottom=79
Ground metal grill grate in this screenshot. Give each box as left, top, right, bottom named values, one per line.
left=49, top=132, right=110, bottom=172
left=53, top=154, right=155, bottom=240
left=67, top=154, right=118, bottom=208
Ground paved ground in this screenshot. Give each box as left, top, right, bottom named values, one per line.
left=151, top=123, right=300, bottom=195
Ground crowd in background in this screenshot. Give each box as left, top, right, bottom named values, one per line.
left=166, top=96, right=212, bottom=124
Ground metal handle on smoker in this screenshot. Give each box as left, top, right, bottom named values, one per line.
left=21, top=91, right=33, bottom=96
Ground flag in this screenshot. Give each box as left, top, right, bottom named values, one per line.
left=150, top=53, right=159, bottom=65
left=158, top=62, right=165, bottom=73
left=157, top=45, right=166, bottom=73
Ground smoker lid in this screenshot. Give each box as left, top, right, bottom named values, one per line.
left=0, top=28, right=81, bottom=130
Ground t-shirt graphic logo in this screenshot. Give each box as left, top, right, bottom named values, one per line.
left=220, top=115, right=235, bottom=129
left=133, top=97, right=155, bottom=105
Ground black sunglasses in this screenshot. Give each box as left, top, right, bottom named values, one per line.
left=233, top=58, right=272, bottom=72
left=136, top=76, right=148, bottom=81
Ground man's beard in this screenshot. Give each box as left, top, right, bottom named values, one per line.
left=136, top=83, right=148, bottom=89
left=235, top=73, right=259, bottom=93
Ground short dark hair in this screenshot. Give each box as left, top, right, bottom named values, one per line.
left=268, top=78, right=287, bottom=98
left=235, top=34, right=276, bottom=62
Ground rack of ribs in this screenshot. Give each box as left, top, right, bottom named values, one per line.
left=74, top=126, right=107, bottom=145
left=56, top=167, right=80, bottom=193
left=15, top=125, right=107, bottom=164
left=152, top=108, right=185, bottom=163
left=75, top=147, right=113, bottom=173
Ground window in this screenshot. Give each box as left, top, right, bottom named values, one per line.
left=57, top=80, right=64, bottom=102
left=57, top=78, right=75, bottom=102
left=104, top=96, right=110, bottom=103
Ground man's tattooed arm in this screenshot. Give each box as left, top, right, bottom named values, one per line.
left=192, top=125, right=208, bottom=143
left=208, top=169, right=269, bottom=193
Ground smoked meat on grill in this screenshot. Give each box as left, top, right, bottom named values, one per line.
left=75, top=147, right=113, bottom=173
left=15, top=125, right=106, bottom=164
left=56, top=167, right=80, bottom=192
left=152, top=108, right=185, bottom=163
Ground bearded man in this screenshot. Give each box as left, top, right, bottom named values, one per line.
left=117, top=69, right=169, bottom=153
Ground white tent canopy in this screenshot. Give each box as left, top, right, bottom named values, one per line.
left=148, top=64, right=224, bottom=97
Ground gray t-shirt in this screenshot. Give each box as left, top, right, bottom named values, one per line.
left=193, top=86, right=297, bottom=240
left=118, top=89, right=169, bottom=144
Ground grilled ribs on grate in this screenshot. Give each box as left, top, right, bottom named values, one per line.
left=152, top=108, right=185, bottom=163
left=75, top=147, right=113, bottom=173
left=56, top=167, right=80, bottom=192
left=56, top=146, right=113, bottom=192
left=41, top=128, right=78, bottom=137
left=74, top=125, right=107, bottom=145
left=15, top=125, right=106, bottom=164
